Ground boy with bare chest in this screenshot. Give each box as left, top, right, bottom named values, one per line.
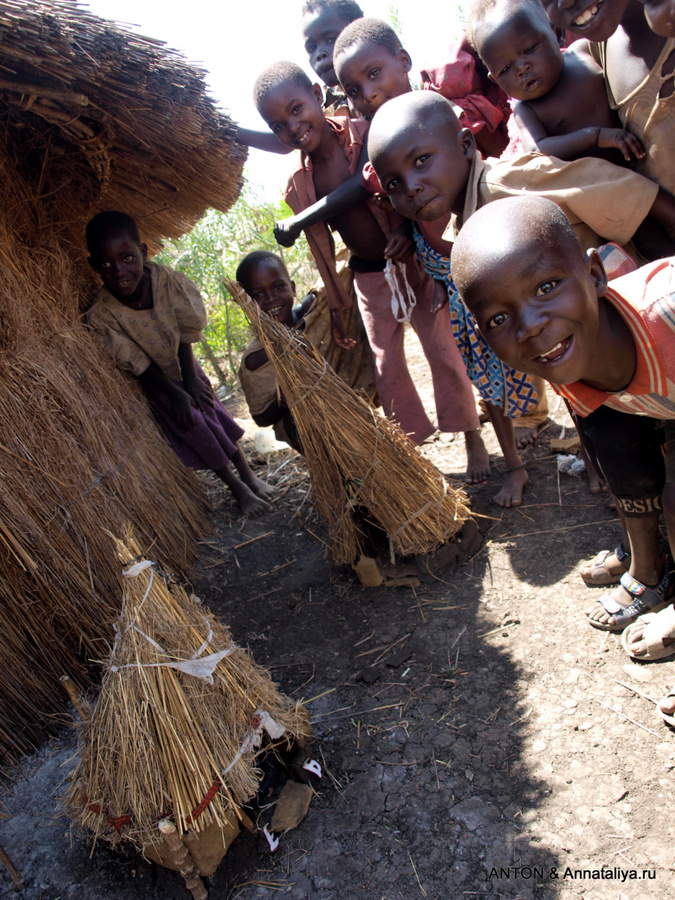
left=468, top=0, right=645, bottom=162
left=253, top=62, right=480, bottom=447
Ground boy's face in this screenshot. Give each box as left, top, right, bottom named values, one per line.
left=335, top=39, right=412, bottom=119
left=258, top=82, right=326, bottom=152
left=372, top=119, right=476, bottom=222
left=242, top=259, right=295, bottom=327
left=478, top=7, right=563, bottom=102
left=539, top=0, right=632, bottom=42
left=303, top=9, right=354, bottom=88
left=639, top=0, right=675, bottom=36
left=462, top=240, right=607, bottom=385
left=88, top=230, right=147, bottom=302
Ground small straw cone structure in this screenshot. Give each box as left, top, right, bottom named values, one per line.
left=226, top=279, right=471, bottom=564
left=65, top=531, right=311, bottom=850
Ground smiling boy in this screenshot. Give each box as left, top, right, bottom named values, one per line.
left=452, top=194, right=675, bottom=633
left=253, top=62, right=483, bottom=447
left=540, top=0, right=675, bottom=197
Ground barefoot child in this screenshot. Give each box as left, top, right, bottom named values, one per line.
left=86, top=211, right=275, bottom=517
left=253, top=61, right=486, bottom=459
left=467, top=0, right=646, bottom=164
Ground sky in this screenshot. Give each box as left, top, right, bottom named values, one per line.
left=83, top=0, right=464, bottom=201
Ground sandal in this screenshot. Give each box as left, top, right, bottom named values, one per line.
left=587, top=569, right=673, bottom=632
left=621, top=606, right=675, bottom=661
left=658, top=687, right=675, bottom=728
left=580, top=543, right=630, bottom=586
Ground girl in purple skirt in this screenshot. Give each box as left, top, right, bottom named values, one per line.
left=86, top=210, right=275, bottom=517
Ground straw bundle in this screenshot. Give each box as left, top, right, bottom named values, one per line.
left=0, top=2, right=246, bottom=765
left=0, top=0, right=246, bottom=269
left=227, top=280, right=471, bottom=564
left=66, top=532, right=310, bottom=850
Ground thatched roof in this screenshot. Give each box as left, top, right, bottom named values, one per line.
left=0, top=1, right=247, bottom=767
left=0, top=0, right=246, bottom=264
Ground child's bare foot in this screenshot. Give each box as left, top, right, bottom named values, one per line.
left=587, top=469, right=608, bottom=494
left=658, top=688, right=675, bottom=725
left=493, top=463, right=528, bottom=508
left=244, top=472, right=277, bottom=503
left=230, top=447, right=277, bottom=502
left=231, top=480, right=273, bottom=517
left=215, top=463, right=273, bottom=516
left=514, top=424, right=538, bottom=450
left=464, top=429, right=490, bottom=484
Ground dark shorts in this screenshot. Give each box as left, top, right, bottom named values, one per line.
left=574, top=403, right=665, bottom=517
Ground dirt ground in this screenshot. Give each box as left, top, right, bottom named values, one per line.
left=2, top=329, right=675, bottom=900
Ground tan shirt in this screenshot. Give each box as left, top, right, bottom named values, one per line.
left=442, top=152, right=659, bottom=251
left=87, top=262, right=206, bottom=381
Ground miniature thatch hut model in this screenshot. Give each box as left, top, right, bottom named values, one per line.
left=227, top=281, right=472, bottom=565
left=65, top=534, right=311, bottom=890
left=0, top=0, right=246, bottom=766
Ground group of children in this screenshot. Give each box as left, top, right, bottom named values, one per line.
left=84, top=0, right=675, bottom=724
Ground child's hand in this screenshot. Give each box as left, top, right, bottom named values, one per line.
left=184, top=375, right=215, bottom=412
left=431, top=279, right=448, bottom=314
left=384, top=222, right=414, bottom=263
left=330, top=308, right=356, bottom=351
left=596, top=128, right=646, bottom=162
left=170, top=389, right=196, bottom=431
left=274, top=218, right=303, bottom=247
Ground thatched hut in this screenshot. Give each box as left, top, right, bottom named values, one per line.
left=0, top=0, right=247, bottom=767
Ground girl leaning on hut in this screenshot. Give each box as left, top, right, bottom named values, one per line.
left=85, top=211, right=275, bottom=517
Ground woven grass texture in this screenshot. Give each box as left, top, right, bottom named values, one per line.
left=0, top=1, right=246, bottom=767
left=65, top=532, right=310, bottom=850
left=227, top=280, right=471, bottom=564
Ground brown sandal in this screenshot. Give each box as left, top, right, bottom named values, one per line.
left=580, top=543, right=630, bottom=586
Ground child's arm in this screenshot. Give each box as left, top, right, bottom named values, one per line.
left=233, top=125, right=292, bottom=155
left=274, top=143, right=371, bottom=247
left=138, top=360, right=198, bottom=431
left=514, top=102, right=645, bottom=162
left=178, top=342, right=216, bottom=412
left=384, top=220, right=415, bottom=264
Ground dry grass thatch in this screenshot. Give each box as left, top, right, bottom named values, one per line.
left=65, top=532, right=310, bottom=850
left=0, top=0, right=246, bottom=272
left=0, top=1, right=247, bottom=768
left=226, top=280, right=472, bottom=564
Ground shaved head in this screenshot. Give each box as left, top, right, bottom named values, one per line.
left=368, top=91, right=462, bottom=166
left=453, top=196, right=583, bottom=301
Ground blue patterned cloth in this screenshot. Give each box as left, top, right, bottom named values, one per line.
left=413, top=226, right=538, bottom=417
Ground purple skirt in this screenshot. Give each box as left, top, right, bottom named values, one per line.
left=142, top=362, right=244, bottom=471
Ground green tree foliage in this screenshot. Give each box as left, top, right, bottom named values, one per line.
left=156, top=184, right=316, bottom=387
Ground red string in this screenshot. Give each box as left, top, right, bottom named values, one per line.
left=82, top=776, right=223, bottom=833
